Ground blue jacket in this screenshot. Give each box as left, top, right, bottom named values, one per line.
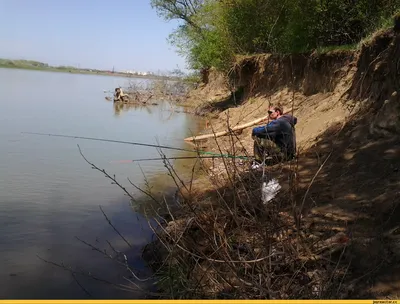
left=252, top=114, right=298, bottom=158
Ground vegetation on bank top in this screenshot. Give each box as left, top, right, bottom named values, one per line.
left=151, top=0, right=400, bottom=71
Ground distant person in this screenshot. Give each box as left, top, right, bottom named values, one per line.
left=114, top=87, right=128, bottom=102
left=114, top=88, right=121, bottom=102
left=251, top=106, right=297, bottom=169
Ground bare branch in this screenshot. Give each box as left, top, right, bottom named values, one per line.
left=99, top=205, right=132, bottom=248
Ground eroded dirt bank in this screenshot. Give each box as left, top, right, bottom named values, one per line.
left=143, top=28, right=400, bottom=299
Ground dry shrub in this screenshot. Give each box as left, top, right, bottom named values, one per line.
left=141, top=124, right=352, bottom=300
left=119, top=79, right=193, bottom=105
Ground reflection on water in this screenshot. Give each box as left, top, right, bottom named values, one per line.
left=112, top=100, right=181, bottom=122
left=0, top=68, right=203, bottom=299
left=113, top=102, right=154, bottom=118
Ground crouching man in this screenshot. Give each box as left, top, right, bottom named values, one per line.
left=251, top=106, right=297, bottom=169
left=114, top=87, right=128, bottom=102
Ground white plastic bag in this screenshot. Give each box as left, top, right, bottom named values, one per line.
left=261, top=178, right=281, bottom=204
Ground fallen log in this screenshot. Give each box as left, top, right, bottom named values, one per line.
left=184, top=108, right=293, bottom=142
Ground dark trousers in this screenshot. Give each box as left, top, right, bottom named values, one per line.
left=253, top=136, right=285, bottom=165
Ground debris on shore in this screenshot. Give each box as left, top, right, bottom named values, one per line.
left=104, top=78, right=195, bottom=106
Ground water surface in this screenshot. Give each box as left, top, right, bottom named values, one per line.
left=0, top=68, right=202, bottom=299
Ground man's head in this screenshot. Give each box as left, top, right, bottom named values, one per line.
left=268, top=106, right=283, bottom=120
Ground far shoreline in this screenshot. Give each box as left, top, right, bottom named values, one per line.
left=0, top=65, right=180, bottom=81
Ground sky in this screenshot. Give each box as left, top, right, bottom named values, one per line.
left=0, top=0, right=187, bottom=73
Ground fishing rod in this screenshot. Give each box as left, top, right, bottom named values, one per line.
left=21, top=132, right=241, bottom=158
left=110, top=154, right=249, bottom=164
left=21, top=131, right=196, bottom=153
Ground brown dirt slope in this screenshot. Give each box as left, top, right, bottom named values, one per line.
left=179, top=28, right=400, bottom=298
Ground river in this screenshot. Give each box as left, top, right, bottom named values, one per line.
left=0, top=68, right=203, bottom=299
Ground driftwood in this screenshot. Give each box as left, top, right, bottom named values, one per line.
left=184, top=108, right=293, bottom=142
